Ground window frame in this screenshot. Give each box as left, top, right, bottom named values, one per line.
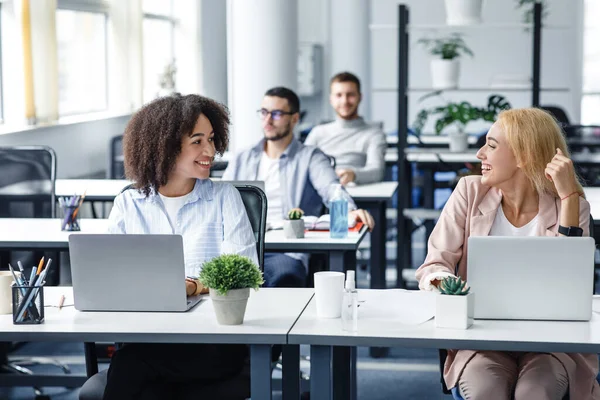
left=581, top=0, right=600, bottom=124
left=56, top=0, right=110, bottom=117
left=142, top=0, right=177, bottom=102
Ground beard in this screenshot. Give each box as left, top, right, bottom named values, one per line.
left=264, top=122, right=293, bottom=141
left=337, top=105, right=359, bottom=119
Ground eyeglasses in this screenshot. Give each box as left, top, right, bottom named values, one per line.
left=257, top=108, right=295, bottom=121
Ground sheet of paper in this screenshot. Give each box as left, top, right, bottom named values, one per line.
left=358, top=289, right=436, bottom=325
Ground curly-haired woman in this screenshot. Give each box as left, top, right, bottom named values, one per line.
left=101, top=94, right=257, bottom=400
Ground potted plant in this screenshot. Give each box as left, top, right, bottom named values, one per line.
left=445, top=0, right=484, bottom=25
left=435, top=276, right=474, bottom=329
left=198, top=254, right=264, bottom=325
left=283, top=208, right=305, bottom=239
left=413, top=93, right=511, bottom=152
left=515, top=0, right=548, bottom=26
left=418, top=33, right=473, bottom=90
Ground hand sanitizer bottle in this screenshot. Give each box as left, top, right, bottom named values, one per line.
left=330, top=184, right=349, bottom=239
left=342, top=270, right=358, bottom=332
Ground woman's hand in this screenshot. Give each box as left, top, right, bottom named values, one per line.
left=545, top=148, right=580, bottom=200
left=185, top=280, right=197, bottom=296
left=349, top=209, right=375, bottom=232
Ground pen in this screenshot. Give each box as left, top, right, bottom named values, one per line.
left=58, top=295, right=65, bottom=310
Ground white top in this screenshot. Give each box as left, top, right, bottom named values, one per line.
left=489, top=206, right=539, bottom=237
left=158, top=191, right=193, bottom=230
left=257, top=152, right=283, bottom=223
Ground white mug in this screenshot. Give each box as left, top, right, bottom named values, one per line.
left=314, top=271, right=345, bottom=319
left=0, top=271, right=15, bottom=314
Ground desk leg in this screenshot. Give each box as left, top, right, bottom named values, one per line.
left=332, top=346, right=355, bottom=400
left=369, top=201, right=387, bottom=290
left=368, top=200, right=390, bottom=358
left=423, top=169, right=435, bottom=240
left=329, top=251, right=344, bottom=273
left=282, top=344, right=300, bottom=400
left=83, top=342, right=98, bottom=378
left=310, top=345, right=332, bottom=400
left=251, top=344, right=272, bottom=400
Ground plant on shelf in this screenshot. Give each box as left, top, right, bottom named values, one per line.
left=413, top=93, right=511, bottom=152
left=418, top=33, right=474, bottom=90
left=439, top=276, right=470, bottom=295
left=435, top=276, right=474, bottom=329
left=199, top=254, right=264, bottom=325
left=515, top=0, right=548, bottom=25
left=283, top=208, right=305, bottom=239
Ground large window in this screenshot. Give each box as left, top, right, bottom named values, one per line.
left=56, top=5, right=108, bottom=116
left=582, top=0, right=600, bottom=124
left=143, top=0, right=176, bottom=103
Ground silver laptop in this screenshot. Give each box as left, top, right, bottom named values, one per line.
left=467, top=236, right=595, bottom=321
left=69, top=234, right=203, bottom=312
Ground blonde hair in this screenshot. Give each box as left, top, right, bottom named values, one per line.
left=496, top=108, right=583, bottom=199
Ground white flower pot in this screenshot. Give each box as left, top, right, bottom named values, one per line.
left=435, top=292, right=474, bottom=329
left=209, top=288, right=250, bottom=325
left=445, top=0, right=484, bottom=25
left=431, top=59, right=460, bottom=90
left=449, top=131, right=469, bottom=152
left=283, top=219, right=305, bottom=239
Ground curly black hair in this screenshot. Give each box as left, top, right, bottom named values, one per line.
left=123, top=93, right=230, bottom=196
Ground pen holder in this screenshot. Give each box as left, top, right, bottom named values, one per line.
left=60, top=205, right=80, bottom=232
left=12, top=285, right=44, bottom=324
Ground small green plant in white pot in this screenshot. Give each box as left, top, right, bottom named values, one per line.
left=199, top=254, right=264, bottom=325
left=283, top=208, right=305, bottom=239
left=435, top=276, right=474, bottom=329
left=418, top=33, right=473, bottom=90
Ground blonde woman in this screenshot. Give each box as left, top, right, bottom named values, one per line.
left=416, top=108, right=599, bottom=400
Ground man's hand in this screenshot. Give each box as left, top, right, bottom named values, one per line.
left=336, top=169, right=356, bottom=186
left=349, top=209, right=375, bottom=232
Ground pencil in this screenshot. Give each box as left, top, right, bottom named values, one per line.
left=71, top=191, right=87, bottom=221
left=36, top=257, right=45, bottom=276
left=58, top=295, right=65, bottom=310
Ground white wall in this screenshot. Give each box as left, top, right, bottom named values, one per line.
left=0, top=115, right=130, bottom=178
left=370, top=0, right=581, bottom=133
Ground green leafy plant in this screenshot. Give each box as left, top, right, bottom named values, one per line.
left=199, top=254, right=264, bottom=296
left=417, top=33, right=474, bottom=60
left=413, top=93, right=511, bottom=135
left=439, top=276, right=470, bottom=295
left=516, top=0, right=548, bottom=25
left=288, top=208, right=304, bottom=220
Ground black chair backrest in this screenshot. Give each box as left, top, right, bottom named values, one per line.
left=327, top=155, right=336, bottom=169
left=0, top=146, right=56, bottom=218
left=234, top=185, right=267, bottom=269
left=540, top=105, right=571, bottom=127
left=108, top=135, right=124, bottom=179
left=119, top=183, right=267, bottom=270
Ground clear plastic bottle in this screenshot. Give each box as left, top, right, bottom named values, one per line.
left=330, top=184, right=348, bottom=239
left=341, top=270, right=358, bottom=332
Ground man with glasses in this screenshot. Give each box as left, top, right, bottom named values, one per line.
left=223, top=86, right=375, bottom=288
left=305, top=72, right=387, bottom=185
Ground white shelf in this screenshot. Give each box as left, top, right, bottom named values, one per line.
left=369, top=23, right=570, bottom=31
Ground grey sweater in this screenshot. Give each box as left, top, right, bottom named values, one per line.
left=305, top=117, right=387, bottom=184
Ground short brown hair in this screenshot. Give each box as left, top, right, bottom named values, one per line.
left=123, top=93, right=230, bottom=196
left=330, top=72, right=361, bottom=93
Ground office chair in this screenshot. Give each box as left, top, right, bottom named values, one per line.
left=539, top=105, right=571, bottom=127
left=107, top=135, right=124, bottom=180
left=0, top=146, right=70, bottom=398
left=79, top=183, right=267, bottom=400
left=438, top=217, right=596, bottom=399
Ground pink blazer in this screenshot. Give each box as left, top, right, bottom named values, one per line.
left=416, top=176, right=599, bottom=399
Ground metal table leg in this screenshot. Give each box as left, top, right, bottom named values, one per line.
left=251, top=344, right=272, bottom=400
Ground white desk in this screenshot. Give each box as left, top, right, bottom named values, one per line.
left=289, top=290, right=600, bottom=400
left=385, top=148, right=480, bottom=164
left=0, top=287, right=314, bottom=399
left=0, top=219, right=367, bottom=274
left=387, top=135, right=479, bottom=147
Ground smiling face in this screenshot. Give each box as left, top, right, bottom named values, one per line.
left=476, top=122, right=521, bottom=188
left=172, top=113, right=216, bottom=181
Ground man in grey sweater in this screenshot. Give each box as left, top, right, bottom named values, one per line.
left=305, top=72, right=387, bottom=185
